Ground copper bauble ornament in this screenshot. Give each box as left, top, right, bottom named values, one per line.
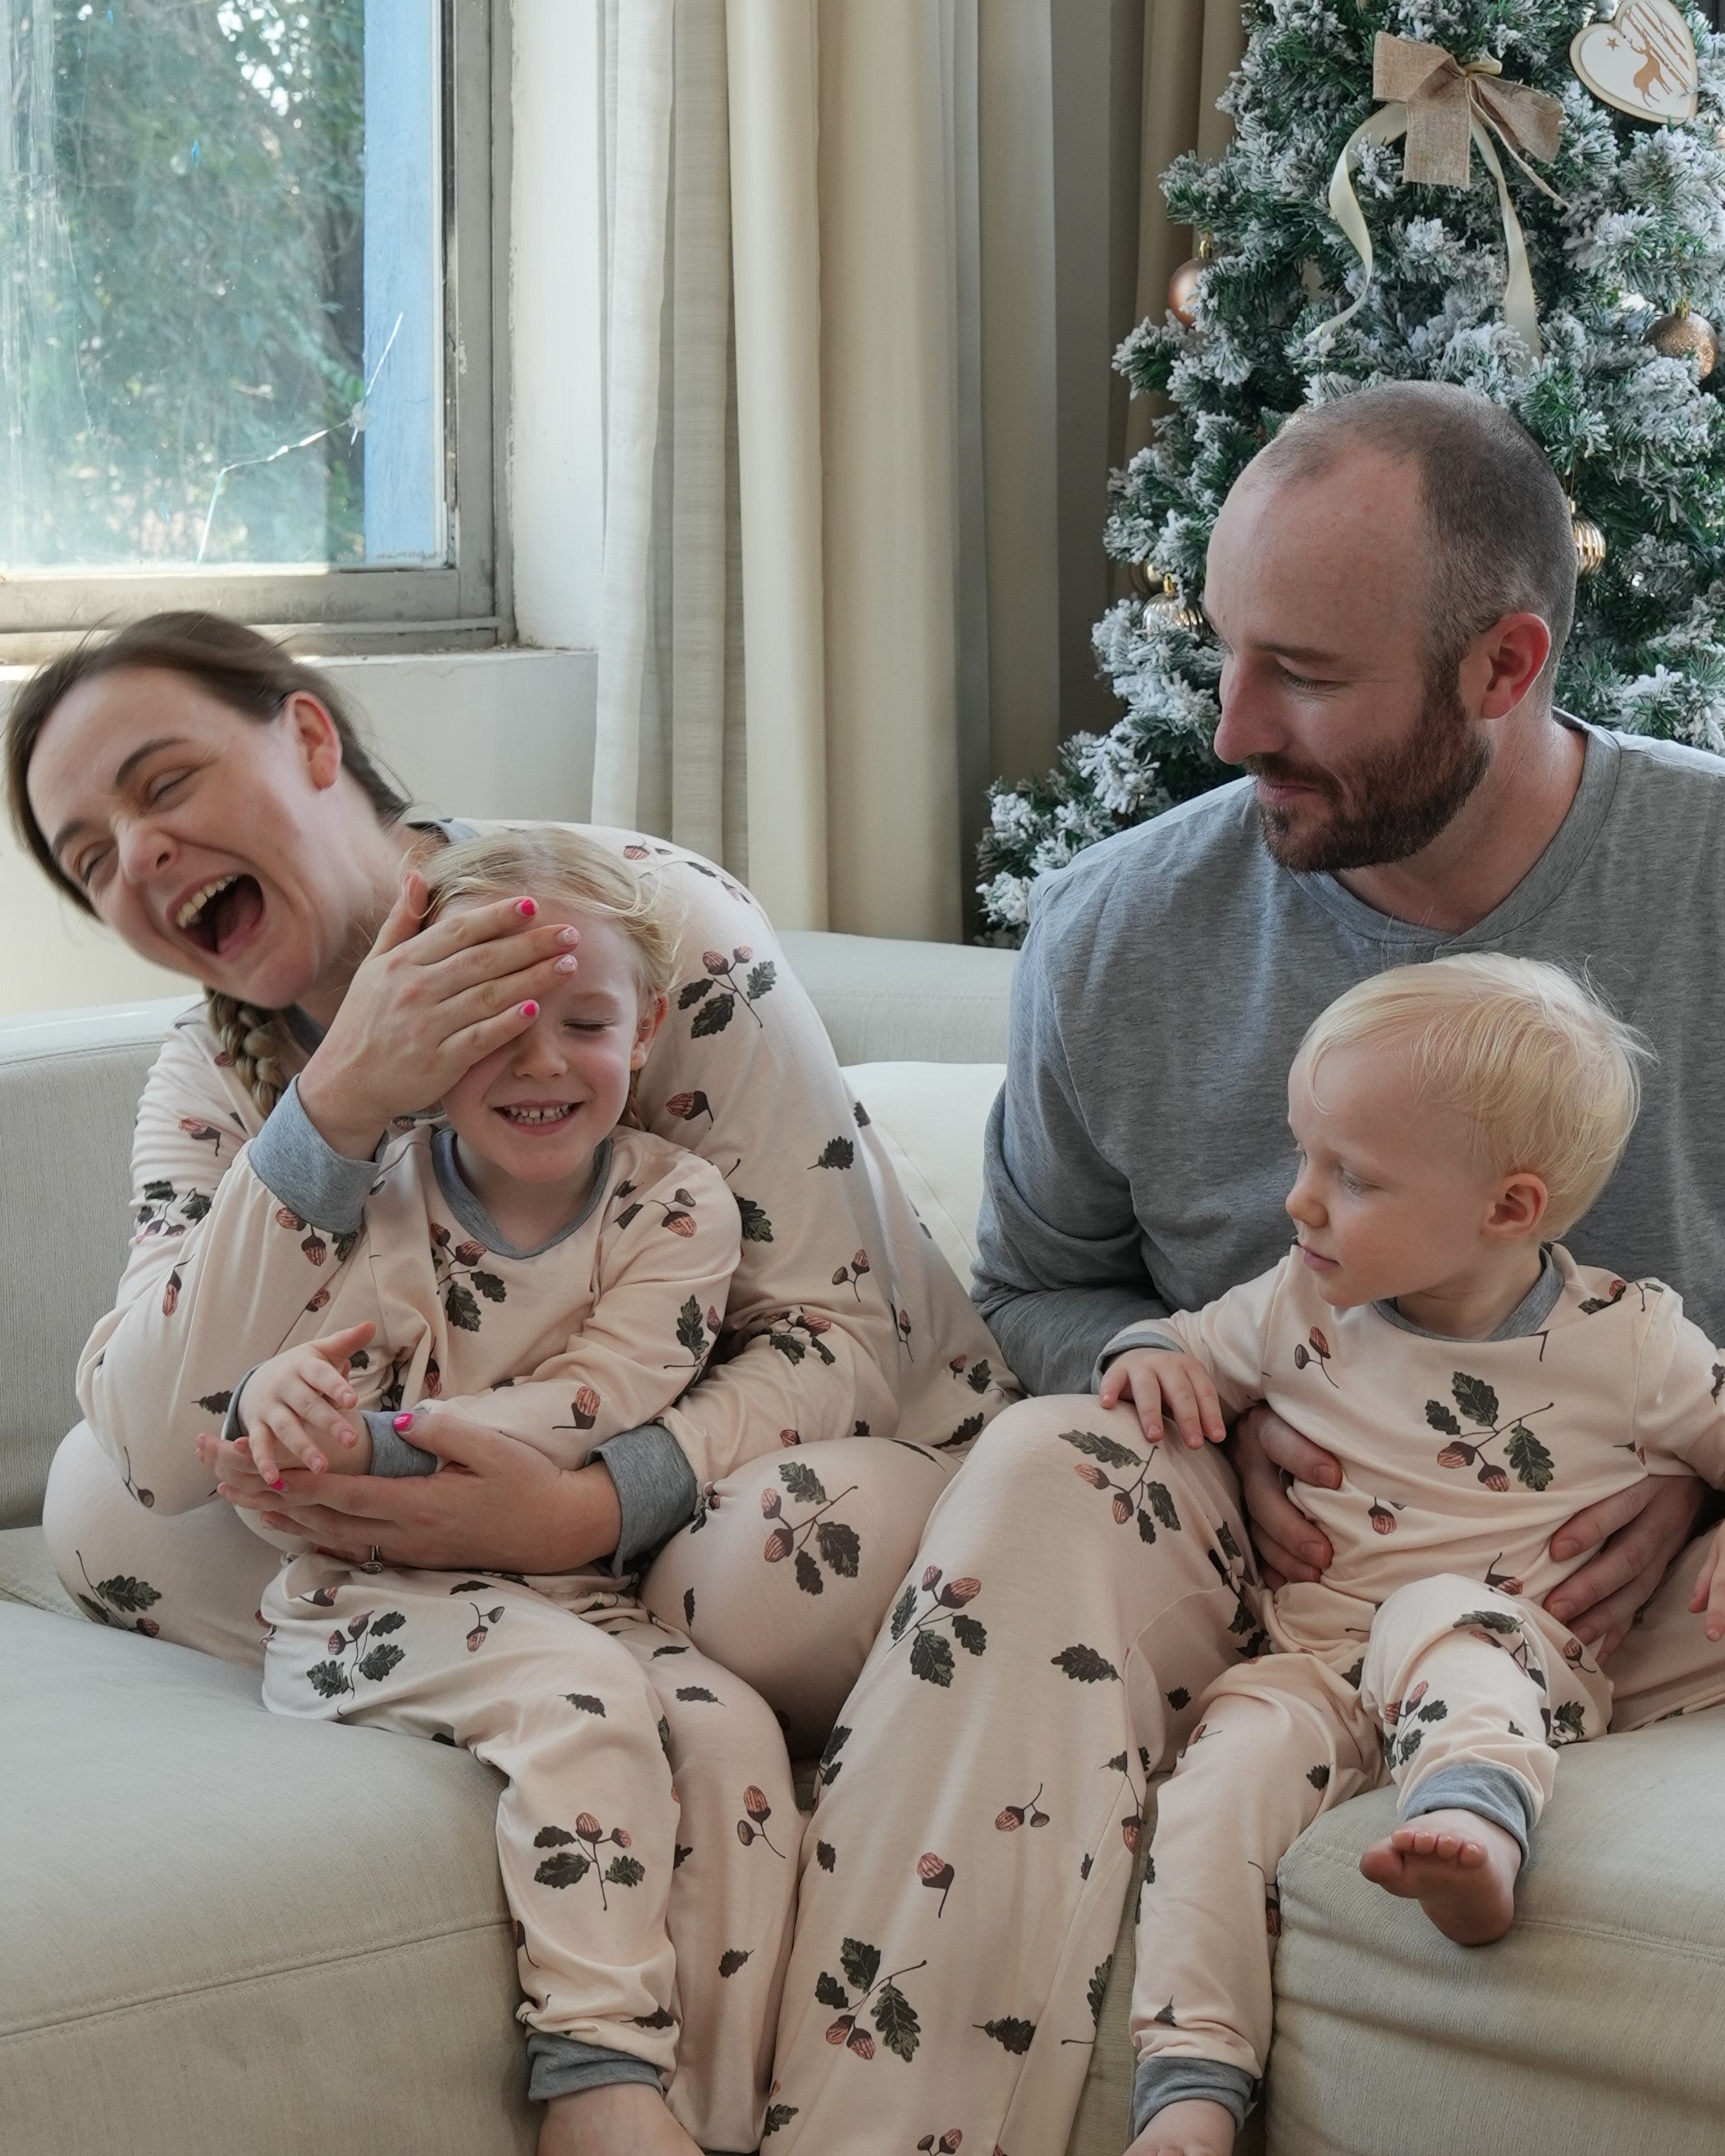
left=1646, top=303, right=1718, bottom=379
left=1167, top=235, right=1213, bottom=327
left=1167, top=258, right=1205, bottom=327
left=1568, top=500, right=1605, bottom=578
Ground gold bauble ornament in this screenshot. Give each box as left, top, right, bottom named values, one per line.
left=1568, top=500, right=1606, bottom=578
left=1139, top=568, right=1206, bottom=633
left=1646, top=302, right=1718, bottom=380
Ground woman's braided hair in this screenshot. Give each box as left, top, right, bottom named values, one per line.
left=208, top=991, right=292, bottom=1117
left=5, top=613, right=410, bottom=1116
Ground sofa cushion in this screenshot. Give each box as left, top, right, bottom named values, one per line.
left=1268, top=1715, right=1725, bottom=2154
left=783, top=930, right=1015, bottom=1065
left=840, top=1062, right=1004, bottom=1286
left=0, top=998, right=193, bottom=1530
left=0, top=1601, right=534, bottom=2156
left=0, top=1523, right=76, bottom=1617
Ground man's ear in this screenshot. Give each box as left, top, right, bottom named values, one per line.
left=631, top=991, right=670, bottom=1070
left=281, top=690, right=345, bottom=791
left=1485, top=1170, right=1549, bottom=1241
left=1470, top=613, right=1552, bottom=721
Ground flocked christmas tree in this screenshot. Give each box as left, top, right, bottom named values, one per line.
left=978, top=0, right=1725, bottom=939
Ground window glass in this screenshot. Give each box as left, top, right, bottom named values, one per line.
left=0, top=0, right=445, bottom=573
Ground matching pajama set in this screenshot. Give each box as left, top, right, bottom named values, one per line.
left=46, top=826, right=1016, bottom=2149
left=1112, top=1245, right=1725, bottom=2134
left=221, top=1121, right=770, bottom=2120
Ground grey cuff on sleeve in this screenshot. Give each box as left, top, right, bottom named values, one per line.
left=526, top=2030, right=664, bottom=2103
left=249, top=1076, right=378, bottom=1234
left=1402, top=1760, right=1537, bottom=1860
left=1133, top=2055, right=1257, bottom=2136
left=593, top=1424, right=700, bottom=1575
left=219, top=1366, right=263, bottom=1445
left=363, top=1409, right=438, bottom=1478
left=1091, top=1322, right=1186, bottom=1393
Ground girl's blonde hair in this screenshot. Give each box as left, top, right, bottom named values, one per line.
left=421, top=827, right=683, bottom=1001
left=1291, top=954, right=1652, bottom=1236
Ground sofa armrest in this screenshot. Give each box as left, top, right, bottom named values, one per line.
left=779, top=930, right=1015, bottom=1067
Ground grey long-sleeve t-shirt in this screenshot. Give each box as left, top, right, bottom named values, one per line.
left=974, top=720, right=1725, bottom=1396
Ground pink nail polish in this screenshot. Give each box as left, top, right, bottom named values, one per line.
left=269, top=1477, right=285, bottom=1491
left=520, top=1000, right=539, bottom=1019
left=516, top=897, right=537, bottom=917
left=393, top=1413, right=413, bottom=1432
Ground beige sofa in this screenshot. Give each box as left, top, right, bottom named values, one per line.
left=4, top=930, right=1723, bottom=2156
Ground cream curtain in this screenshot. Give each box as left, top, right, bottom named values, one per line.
left=592, top=0, right=1061, bottom=942
left=589, top=2, right=1240, bottom=939
left=592, top=0, right=748, bottom=879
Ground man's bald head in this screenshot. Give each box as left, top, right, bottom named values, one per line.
left=1241, top=382, right=1577, bottom=697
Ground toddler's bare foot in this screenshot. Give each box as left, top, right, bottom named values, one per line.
left=1126, top=2097, right=1237, bottom=2156
left=538, top=2084, right=700, bottom=2156
left=1358, top=1807, right=1521, bottom=1944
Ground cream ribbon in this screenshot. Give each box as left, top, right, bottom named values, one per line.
left=1312, top=34, right=1566, bottom=361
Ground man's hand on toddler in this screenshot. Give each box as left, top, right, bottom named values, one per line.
left=206, top=1322, right=377, bottom=1490
left=1098, top=1348, right=1227, bottom=1449
left=1686, top=1522, right=1725, bottom=1642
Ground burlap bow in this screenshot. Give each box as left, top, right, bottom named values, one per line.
left=1312, top=31, right=1566, bottom=360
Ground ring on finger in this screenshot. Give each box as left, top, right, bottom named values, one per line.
left=360, top=1545, right=386, bottom=1574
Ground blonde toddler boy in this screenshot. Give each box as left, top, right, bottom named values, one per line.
left=1105, top=955, right=1725, bottom=2156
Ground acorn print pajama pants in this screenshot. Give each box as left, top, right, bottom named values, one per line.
left=1129, top=1569, right=1609, bottom=2120
left=260, top=1551, right=797, bottom=2151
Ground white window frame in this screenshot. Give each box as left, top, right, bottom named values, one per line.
left=0, top=0, right=509, bottom=661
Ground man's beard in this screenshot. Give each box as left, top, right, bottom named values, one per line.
left=1248, top=673, right=1492, bottom=875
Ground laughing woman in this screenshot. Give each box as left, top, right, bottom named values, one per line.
left=6, top=613, right=1014, bottom=2154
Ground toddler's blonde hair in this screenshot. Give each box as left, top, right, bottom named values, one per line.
left=422, top=827, right=682, bottom=1003
left=1291, top=955, right=1651, bottom=1236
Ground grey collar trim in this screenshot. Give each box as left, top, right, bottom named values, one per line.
left=431, top=1126, right=614, bottom=1259
left=1375, top=1247, right=1563, bottom=1343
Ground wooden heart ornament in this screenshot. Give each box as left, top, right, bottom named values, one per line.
left=1571, top=0, right=1699, bottom=124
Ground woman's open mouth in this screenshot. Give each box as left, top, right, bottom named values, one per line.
left=172, top=873, right=265, bottom=959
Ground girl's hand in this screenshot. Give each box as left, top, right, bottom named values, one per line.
left=1098, top=1348, right=1226, bottom=1449
left=295, top=874, right=584, bottom=1158
left=234, top=1322, right=376, bottom=1487
left=1688, top=1521, right=1725, bottom=1642
left=196, top=1424, right=375, bottom=1505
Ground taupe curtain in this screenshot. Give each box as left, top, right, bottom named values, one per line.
left=1126, top=0, right=1245, bottom=462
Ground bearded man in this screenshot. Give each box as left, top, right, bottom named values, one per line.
left=768, top=382, right=1725, bottom=2151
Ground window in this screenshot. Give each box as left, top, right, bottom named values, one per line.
left=0, top=0, right=502, bottom=654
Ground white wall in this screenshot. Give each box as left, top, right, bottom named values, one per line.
left=0, top=647, right=596, bottom=1014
